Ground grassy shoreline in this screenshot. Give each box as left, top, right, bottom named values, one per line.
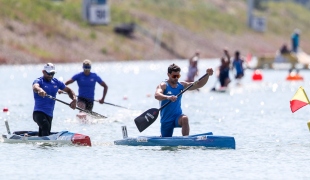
left=0, top=0, right=309, bottom=64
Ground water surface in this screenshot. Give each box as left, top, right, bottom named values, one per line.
left=0, top=60, right=309, bottom=179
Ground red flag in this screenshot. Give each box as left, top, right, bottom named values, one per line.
left=290, top=86, right=310, bottom=113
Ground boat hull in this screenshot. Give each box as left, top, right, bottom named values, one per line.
left=114, top=132, right=235, bottom=149
left=0, top=131, right=91, bottom=146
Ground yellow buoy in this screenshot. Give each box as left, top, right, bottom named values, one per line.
left=307, top=121, right=310, bottom=131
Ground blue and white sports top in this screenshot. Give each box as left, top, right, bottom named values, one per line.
left=33, top=77, right=65, bottom=117
left=160, top=81, right=184, bottom=123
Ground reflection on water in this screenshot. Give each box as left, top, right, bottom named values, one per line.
left=158, top=146, right=230, bottom=151
left=37, top=142, right=59, bottom=149
left=0, top=60, right=310, bottom=179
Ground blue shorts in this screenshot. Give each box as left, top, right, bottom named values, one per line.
left=161, top=114, right=183, bottom=137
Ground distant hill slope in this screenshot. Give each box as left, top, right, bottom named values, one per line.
left=0, top=0, right=309, bottom=64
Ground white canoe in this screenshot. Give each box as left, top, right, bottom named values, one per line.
left=0, top=131, right=91, bottom=146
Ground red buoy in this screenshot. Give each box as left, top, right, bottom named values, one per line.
left=3, top=108, right=8, bottom=112
left=252, top=70, right=263, bottom=81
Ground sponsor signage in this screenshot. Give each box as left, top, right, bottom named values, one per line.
left=82, top=0, right=110, bottom=25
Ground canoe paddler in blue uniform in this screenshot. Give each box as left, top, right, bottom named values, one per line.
left=155, top=63, right=213, bottom=137
left=63, top=59, right=108, bottom=111
left=32, top=63, right=77, bottom=137
left=232, top=51, right=245, bottom=80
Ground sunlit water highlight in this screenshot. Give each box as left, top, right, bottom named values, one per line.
left=0, top=60, right=310, bottom=179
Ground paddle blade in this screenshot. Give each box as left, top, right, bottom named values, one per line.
left=134, top=108, right=159, bottom=132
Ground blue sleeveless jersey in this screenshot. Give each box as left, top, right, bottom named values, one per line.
left=233, top=59, right=244, bottom=74
left=160, top=81, right=184, bottom=123
left=33, top=77, right=66, bottom=117
left=72, top=72, right=103, bottom=100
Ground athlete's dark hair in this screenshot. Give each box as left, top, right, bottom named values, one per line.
left=168, top=63, right=181, bottom=74
left=235, top=51, right=240, bottom=57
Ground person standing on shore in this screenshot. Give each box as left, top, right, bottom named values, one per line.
left=185, top=50, right=199, bottom=82
left=63, top=59, right=108, bottom=111
left=155, top=63, right=213, bottom=137
left=291, top=29, right=300, bottom=53
left=33, top=63, right=77, bottom=136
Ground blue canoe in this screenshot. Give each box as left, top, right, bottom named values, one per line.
left=114, top=129, right=235, bottom=149
left=0, top=131, right=91, bottom=146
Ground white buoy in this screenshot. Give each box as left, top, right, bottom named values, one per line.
left=3, top=108, right=11, bottom=135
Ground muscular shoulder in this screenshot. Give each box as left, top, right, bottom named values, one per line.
left=159, top=81, right=167, bottom=89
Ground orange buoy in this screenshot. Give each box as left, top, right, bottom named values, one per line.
left=252, top=70, right=263, bottom=81
left=286, top=75, right=303, bottom=81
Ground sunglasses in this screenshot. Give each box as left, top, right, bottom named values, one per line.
left=83, top=65, right=91, bottom=70
left=45, top=71, right=55, bottom=76
left=171, top=74, right=181, bottom=79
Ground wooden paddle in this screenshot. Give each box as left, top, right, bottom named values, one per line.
left=46, top=95, right=107, bottom=118
left=134, top=73, right=209, bottom=132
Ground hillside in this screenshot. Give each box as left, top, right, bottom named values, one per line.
left=0, top=0, right=310, bottom=64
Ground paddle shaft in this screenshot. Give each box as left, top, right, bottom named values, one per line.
left=61, top=92, right=130, bottom=109
left=46, top=95, right=107, bottom=118
left=102, top=102, right=130, bottom=109
left=159, top=73, right=209, bottom=111
left=47, top=95, right=89, bottom=113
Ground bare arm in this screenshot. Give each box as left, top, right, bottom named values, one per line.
left=181, top=68, right=214, bottom=90
left=58, top=79, right=75, bottom=94
left=98, top=81, right=108, bottom=104
left=155, top=82, right=167, bottom=101
left=222, top=49, right=232, bottom=70
left=62, top=87, right=76, bottom=101
left=62, top=86, right=77, bottom=109
left=33, top=83, right=46, bottom=97
left=224, top=49, right=230, bottom=64
left=189, top=55, right=195, bottom=64
left=155, top=82, right=178, bottom=102
left=65, top=79, right=75, bottom=86
left=241, top=57, right=248, bottom=69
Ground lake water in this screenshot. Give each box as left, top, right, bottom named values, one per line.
left=0, top=59, right=310, bottom=179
